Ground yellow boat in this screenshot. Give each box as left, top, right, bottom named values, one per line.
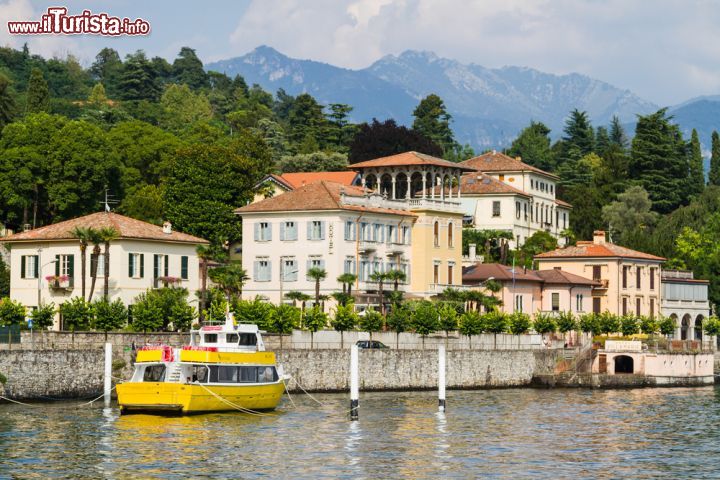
left=117, top=317, right=288, bottom=415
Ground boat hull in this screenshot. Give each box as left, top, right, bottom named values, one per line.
left=117, top=381, right=286, bottom=415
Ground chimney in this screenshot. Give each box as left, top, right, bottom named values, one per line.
left=515, top=156, right=521, bottom=161
left=492, top=149, right=497, bottom=155
left=163, top=221, right=172, bottom=234
left=469, top=243, right=477, bottom=260
left=593, top=230, right=606, bottom=245
left=22, top=223, right=31, bottom=232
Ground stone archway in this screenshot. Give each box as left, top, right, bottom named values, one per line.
left=669, top=313, right=678, bottom=339
left=681, top=314, right=691, bottom=340
left=614, top=355, right=634, bottom=374
left=410, top=172, right=424, bottom=198
left=379, top=173, right=393, bottom=198
left=695, top=315, right=704, bottom=341
left=364, top=174, right=378, bottom=192
left=395, top=173, right=408, bottom=199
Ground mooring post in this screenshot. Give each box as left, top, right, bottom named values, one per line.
left=350, top=344, right=359, bottom=420
left=438, top=344, right=446, bottom=412
left=104, top=342, right=112, bottom=407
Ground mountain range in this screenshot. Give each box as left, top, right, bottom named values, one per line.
left=207, top=46, right=720, bottom=152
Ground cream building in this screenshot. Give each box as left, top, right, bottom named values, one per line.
left=3, top=212, right=208, bottom=329
left=458, top=151, right=572, bottom=248
left=661, top=270, right=711, bottom=341
left=534, top=231, right=665, bottom=317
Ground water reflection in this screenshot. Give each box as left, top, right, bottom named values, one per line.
left=1, top=387, right=720, bottom=478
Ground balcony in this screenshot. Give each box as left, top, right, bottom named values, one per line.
left=154, top=276, right=183, bottom=288
left=429, top=283, right=474, bottom=293
left=358, top=241, right=377, bottom=253
left=408, top=198, right=462, bottom=213
left=593, top=279, right=609, bottom=290
left=46, top=275, right=73, bottom=292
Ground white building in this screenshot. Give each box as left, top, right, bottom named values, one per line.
left=661, top=270, right=711, bottom=341
left=236, top=180, right=416, bottom=305
left=2, top=212, right=208, bottom=329
left=458, top=151, right=572, bottom=248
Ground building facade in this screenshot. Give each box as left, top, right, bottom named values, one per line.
left=661, top=270, right=711, bottom=341
left=3, top=212, right=208, bottom=329
left=534, top=231, right=665, bottom=317
left=458, top=151, right=572, bottom=248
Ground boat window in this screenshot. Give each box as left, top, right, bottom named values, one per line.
left=238, top=333, right=257, bottom=346
left=204, top=334, right=218, bottom=343
left=143, top=364, right=166, bottom=382
left=226, top=333, right=239, bottom=344
left=258, top=366, right=278, bottom=383
left=205, top=366, right=277, bottom=383
left=192, top=365, right=208, bottom=383
left=239, top=367, right=258, bottom=383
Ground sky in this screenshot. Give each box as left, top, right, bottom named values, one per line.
left=1, top=0, right=719, bottom=106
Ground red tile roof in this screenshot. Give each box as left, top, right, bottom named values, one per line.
left=235, top=181, right=417, bottom=217
left=456, top=173, right=530, bottom=197
left=349, top=151, right=477, bottom=171
left=2, top=212, right=208, bottom=244
left=462, top=263, right=598, bottom=286
left=534, top=241, right=665, bottom=261
left=555, top=198, right=573, bottom=208
left=460, top=151, right=558, bottom=179
left=279, top=171, right=359, bottom=189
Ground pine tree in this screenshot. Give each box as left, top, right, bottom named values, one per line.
left=507, top=121, right=554, bottom=171
left=557, top=109, right=595, bottom=189
left=688, top=129, right=705, bottom=196
left=117, top=51, right=160, bottom=101
left=595, top=126, right=611, bottom=157
left=172, top=47, right=209, bottom=89
left=26, top=67, right=50, bottom=113
left=412, top=94, right=456, bottom=156
left=609, top=115, right=629, bottom=150
left=0, top=73, right=16, bottom=130
left=710, top=131, right=720, bottom=186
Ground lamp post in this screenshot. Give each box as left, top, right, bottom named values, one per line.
left=278, top=255, right=298, bottom=305
left=37, top=254, right=58, bottom=309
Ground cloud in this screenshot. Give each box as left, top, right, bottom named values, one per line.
left=227, top=0, right=720, bottom=104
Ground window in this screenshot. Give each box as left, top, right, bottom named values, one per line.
left=344, top=221, right=356, bottom=241
left=550, top=185, right=554, bottom=194
left=515, top=201, right=521, bottom=219
left=551, top=293, right=560, bottom=311
left=20, top=255, right=39, bottom=279
left=433, top=264, right=440, bottom=284
left=308, top=220, right=325, bottom=240
left=361, top=222, right=370, bottom=241
left=447, top=263, right=454, bottom=284
left=636, top=267, right=641, bottom=289
left=373, top=224, right=383, bottom=242
left=492, top=201, right=501, bottom=217
left=153, top=254, right=169, bottom=279
left=253, top=258, right=271, bottom=282
left=143, top=365, right=166, bottom=382
left=387, top=225, right=396, bottom=244
left=556, top=211, right=559, bottom=226
left=622, top=266, right=629, bottom=289
left=434, top=221, right=440, bottom=247
left=280, top=221, right=298, bottom=241
left=128, top=253, right=144, bottom=278
left=524, top=203, right=528, bottom=220
left=531, top=179, right=534, bottom=189
left=344, top=257, right=356, bottom=274
left=516, top=235, right=520, bottom=246
left=255, top=222, right=272, bottom=242
left=592, top=297, right=601, bottom=313
left=592, top=265, right=601, bottom=281
left=181, top=256, right=189, bottom=280
left=563, top=213, right=567, bottom=229
left=306, top=257, right=325, bottom=278
left=226, top=333, right=239, bottom=344
left=58, top=254, right=74, bottom=277
left=622, top=297, right=628, bottom=316
left=650, top=267, right=656, bottom=290
left=282, top=258, right=297, bottom=282
left=535, top=204, right=539, bottom=223
left=447, top=223, right=454, bottom=247
left=402, top=226, right=411, bottom=245
left=499, top=174, right=505, bottom=181
left=576, top=294, right=584, bottom=312
left=650, top=298, right=655, bottom=318
left=515, top=295, right=523, bottom=313
left=204, top=334, right=218, bottom=343
left=636, top=298, right=641, bottom=316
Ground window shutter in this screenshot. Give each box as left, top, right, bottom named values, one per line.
left=254, top=223, right=260, bottom=241
left=266, top=223, right=272, bottom=241
left=406, top=227, right=412, bottom=245
left=67, top=255, right=74, bottom=279
left=319, top=259, right=325, bottom=270
left=140, top=254, right=145, bottom=278
left=266, top=260, right=272, bottom=281
left=351, top=259, right=356, bottom=274
left=153, top=254, right=159, bottom=279
left=345, top=221, right=350, bottom=240
left=280, top=222, right=286, bottom=241
left=33, top=256, right=39, bottom=278
left=320, top=221, right=326, bottom=240
left=291, top=222, right=297, bottom=240
left=307, top=221, right=312, bottom=240
left=128, top=253, right=134, bottom=277
left=55, top=255, right=60, bottom=276
left=181, top=256, right=189, bottom=280
left=164, top=255, right=169, bottom=277
left=253, top=261, right=259, bottom=281
left=21, top=256, right=26, bottom=279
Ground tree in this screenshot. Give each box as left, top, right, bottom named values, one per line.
left=579, top=313, right=599, bottom=336
left=639, top=316, right=659, bottom=335
left=172, top=47, right=209, bottom=89
left=386, top=305, right=410, bottom=349
left=90, top=48, right=123, bottom=97
left=658, top=316, right=676, bottom=337
left=518, top=231, right=558, bottom=267
left=99, top=227, right=119, bottom=299
left=337, top=273, right=358, bottom=297
left=369, top=271, right=388, bottom=314
left=507, top=121, right=554, bottom=171
left=348, top=119, right=443, bottom=163
left=556, top=311, right=577, bottom=334
left=208, top=264, right=249, bottom=304
left=131, top=292, right=164, bottom=332
left=287, top=93, right=327, bottom=149
left=118, top=50, right=160, bottom=101
left=385, top=269, right=407, bottom=293
left=0, top=298, right=25, bottom=327
left=597, top=312, right=620, bottom=335
left=304, top=306, right=328, bottom=349
left=688, top=129, right=705, bottom=197
left=30, top=303, right=55, bottom=330
left=620, top=315, right=639, bottom=337
left=438, top=303, right=459, bottom=343
left=358, top=308, right=384, bottom=341
left=509, top=312, right=531, bottom=335
left=88, top=82, right=108, bottom=107
left=533, top=313, right=557, bottom=344
left=556, top=110, right=595, bottom=186
left=410, top=301, right=439, bottom=349
left=234, top=297, right=274, bottom=330
left=331, top=303, right=358, bottom=348
left=70, top=227, right=91, bottom=300
left=484, top=310, right=508, bottom=348
left=92, top=298, right=127, bottom=336
left=59, top=297, right=92, bottom=332
left=0, top=73, right=16, bottom=130
left=702, top=316, right=720, bottom=338
left=160, top=84, right=213, bottom=133
left=86, top=228, right=103, bottom=302
left=26, top=68, right=50, bottom=113
left=412, top=94, right=456, bottom=155
left=629, top=108, right=689, bottom=214
left=196, top=245, right=213, bottom=322
left=458, top=310, right=482, bottom=348
left=306, top=267, right=327, bottom=310
left=601, top=185, right=658, bottom=245
left=119, top=184, right=164, bottom=225
left=268, top=304, right=300, bottom=350
left=710, top=131, right=720, bottom=187
left=609, top=116, right=629, bottom=150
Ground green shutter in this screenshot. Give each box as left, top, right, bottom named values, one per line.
left=21, top=256, right=26, bottom=279
left=33, top=255, right=38, bottom=278
left=140, top=254, right=145, bottom=278
left=153, top=254, right=159, bottom=279
left=128, top=253, right=134, bottom=278
left=67, top=254, right=74, bottom=279
left=164, top=255, right=169, bottom=277
left=55, top=255, right=60, bottom=276
left=181, top=256, right=188, bottom=280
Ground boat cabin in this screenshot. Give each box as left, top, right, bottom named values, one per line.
left=190, top=323, right=266, bottom=352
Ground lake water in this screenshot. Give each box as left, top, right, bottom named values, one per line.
left=1, top=387, right=720, bottom=479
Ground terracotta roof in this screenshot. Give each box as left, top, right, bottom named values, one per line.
left=349, top=151, right=477, bottom=171
left=555, top=198, right=573, bottom=208
left=2, top=212, right=208, bottom=244
left=267, top=174, right=294, bottom=190
left=460, top=151, right=558, bottom=179
left=235, top=181, right=416, bottom=217
left=462, top=263, right=598, bottom=286
left=426, top=172, right=530, bottom=197
left=534, top=241, right=665, bottom=261
left=279, top=171, right=358, bottom=189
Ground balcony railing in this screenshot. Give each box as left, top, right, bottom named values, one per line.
left=47, top=276, right=73, bottom=291
left=429, top=283, right=474, bottom=293
left=593, top=279, right=609, bottom=289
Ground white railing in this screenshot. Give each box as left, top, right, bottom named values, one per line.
left=661, top=270, right=695, bottom=280
left=408, top=198, right=462, bottom=213
left=430, top=283, right=475, bottom=292
left=340, top=192, right=409, bottom=211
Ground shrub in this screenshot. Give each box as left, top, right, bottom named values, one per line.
left=458, top=311, right=483, bottom=338
left=658, top=316, right=676, bottom=336
left=92, top=298, right=128, bottom=332
left=358, top=307, right=384, bottom=338
left=483, top=310, right=508, bottom=334
left=639, top=316, right=659, bottom=335
left=268, top=304, right=300, bottom=335
left=409, top=301, right=439, bottom=337
left=130, top=293, right=163, bottom=332
left=438, top=302, right=459, bottom=335
left=533, top=313, right=557, bottom=335
left=0, top=372, right=6, bottom=384
left=234, top=296, right=274, bottom=330
left=31, top=303, right=55, bottom=330
left=556, top=311, right=577, bottom=333
left=703, top=316, right=720, bottom=336
left=579, top=313, right=599, bottom=334
left=59, top=297, right=92, bottom=331
left=508, top=312, right=531, bottom=335
left=620, top=315, right=639, bottom=337
left=597, top=312, right=620, bottom=335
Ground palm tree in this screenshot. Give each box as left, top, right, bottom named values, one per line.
left=196, top=245, right=213, bottom=322
left=337, top=273, right=357, bottom=296
left=98, top=227, right=119, bottom=300
left=208, top=263, right=249, bottom=305
left=369, top=270, right=388, bottom=314
left=306, top=267, right=327, bottom=310
left=385, top=269, right=407, bottom=292
left=70, top=227, right=91, bottom=300
left=86, top=228, right=104, bottom=302
left=284, top=290, right=306, bottom=308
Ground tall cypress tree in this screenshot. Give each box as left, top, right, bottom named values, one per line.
left=595, top=126, right=611, bottom=157
left=26, top=67, right=50, bottom=113
left=557, top=109, right=595, bottom=189
left=688, top=129, right=705, bottom=196
left=710, top=131, right=720, bottom=186
left=609, top=115, right=629, bottom=150
left=412, top=94, right=456, bottom=157
left=629, top=109, right=689, bottom=214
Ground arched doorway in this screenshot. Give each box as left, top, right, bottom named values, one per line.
left=669, top=314, right=678, bottom=339
left=681, top=314, right=691, bottom=340
left=364, top=174, right=378, bottom=192
left=695, top=315, right=704, bottom=341
left=379, top=173, right=393, bottom=198
left=614, top=355, right=634, bottom=374
left=395, top=173, right=408, bottom=199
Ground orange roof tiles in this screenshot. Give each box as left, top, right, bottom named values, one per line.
left=279, top=171, right=359, bottom=189
left=460, top=151, right=558, bottom=179
left=555, top=198, right=573, bottom=208
left=235, top=181, right=416, bottom=217
left=462, top=263, right=598, bottom=286
left=2, top=212, right=208, bottom=244
left=349, top=151, right=477, bottom=171
left=534, top=241, right=665, bottom=261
